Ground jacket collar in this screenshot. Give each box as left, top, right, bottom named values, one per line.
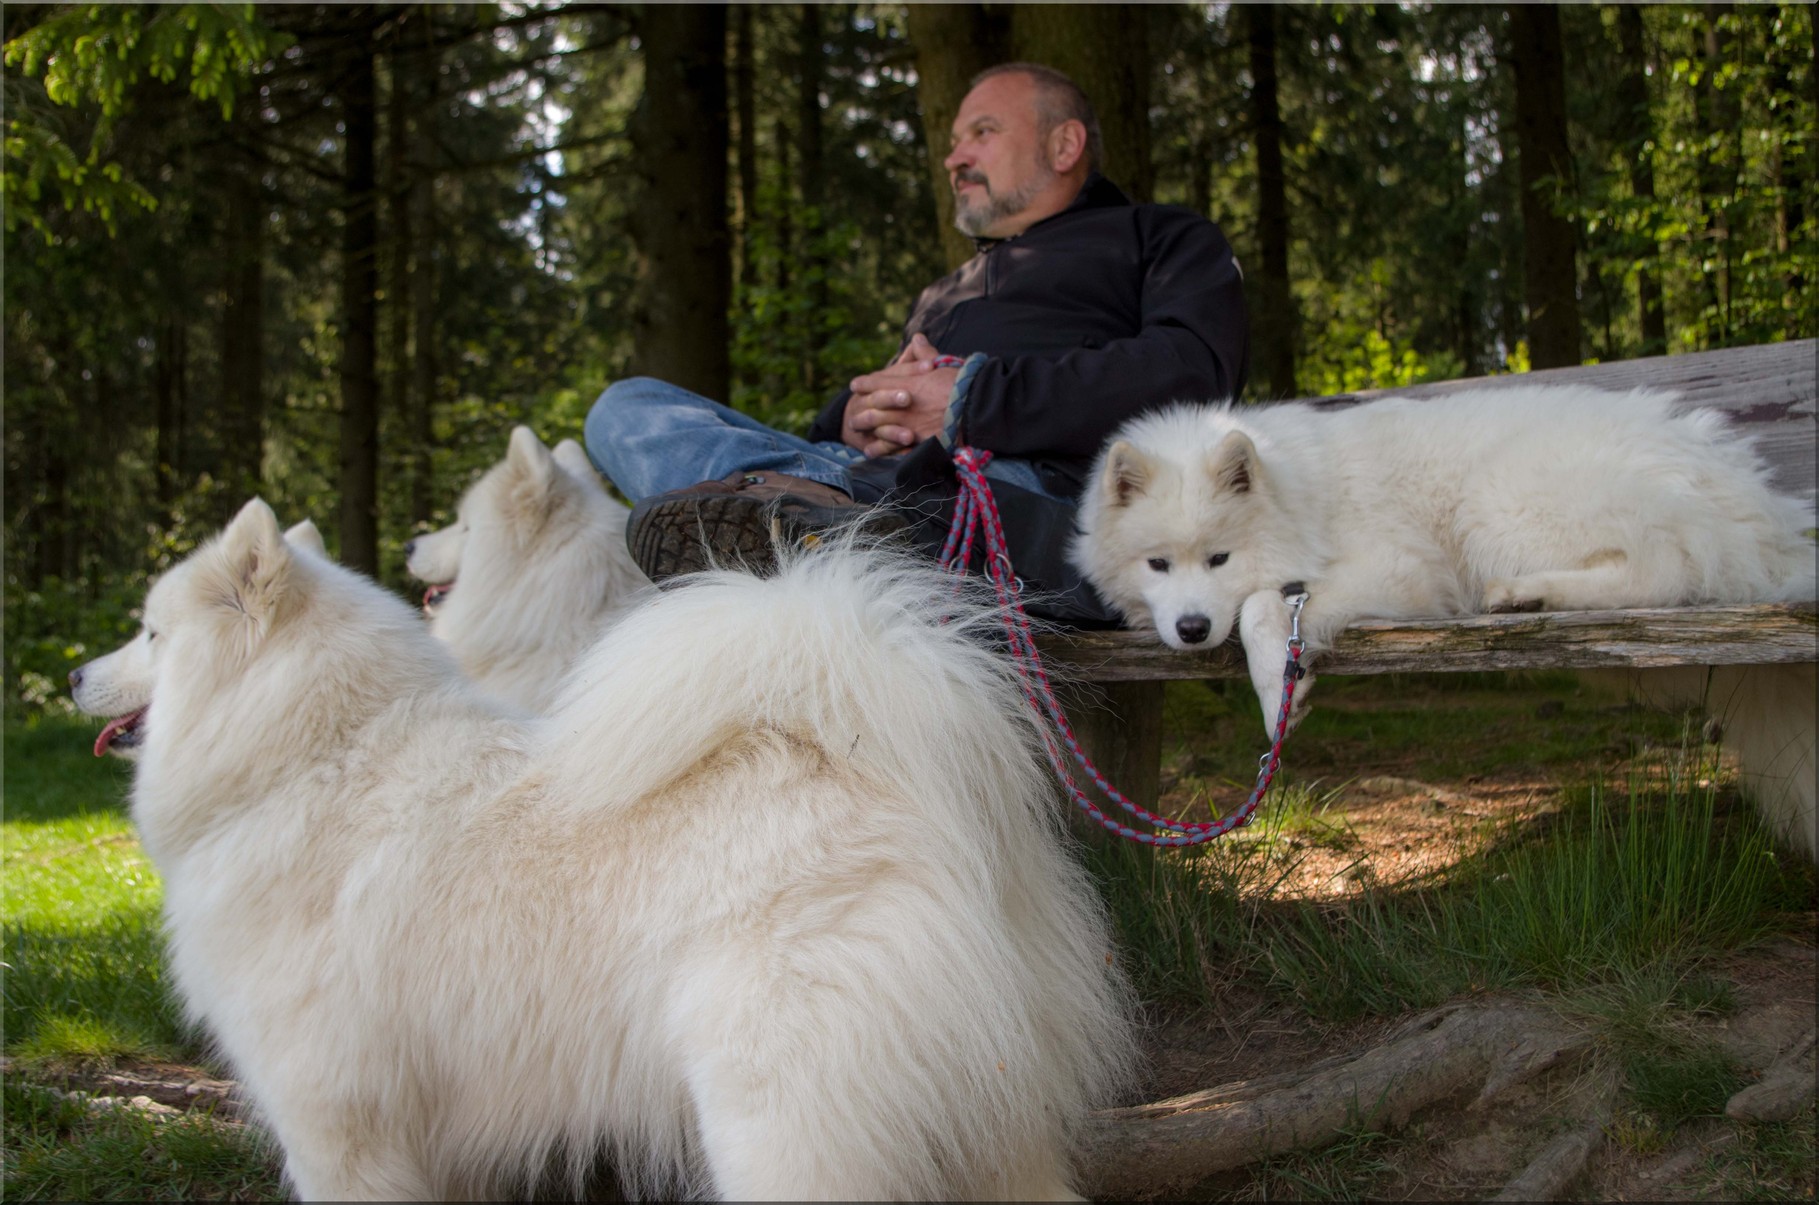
left=969, top=172, right=1131, bottom=252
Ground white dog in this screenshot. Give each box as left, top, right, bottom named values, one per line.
left=72, top=499, right=1134, bottom=1201
left=406, top=427, right=649, bottom=712
left=1072, top=386, right=1817, bottom=853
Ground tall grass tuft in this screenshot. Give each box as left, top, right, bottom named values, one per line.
left=1090, top=728, right=1810, bottom=1019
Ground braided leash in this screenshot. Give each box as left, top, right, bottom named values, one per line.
left=936, top=442, right=1308, bottom=846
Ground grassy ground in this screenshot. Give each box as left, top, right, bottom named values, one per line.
left=4, top=676, right=1813, bottom=1201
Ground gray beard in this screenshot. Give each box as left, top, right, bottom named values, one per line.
left=952, top=171, right=1050, bottom=237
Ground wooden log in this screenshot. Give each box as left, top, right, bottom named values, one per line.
left=1038, top=601, right=1818, bottom=684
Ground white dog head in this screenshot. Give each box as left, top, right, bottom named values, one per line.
left=71, top=501, right=297, bottom=758
left=1072, top=410, right=1273, bottom=651
left=71, top=510, right=334, bottom=758
left=404, top=427, right=613, bottom=616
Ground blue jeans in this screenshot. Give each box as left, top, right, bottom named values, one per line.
left=583, top=377, right=1055, bottom=503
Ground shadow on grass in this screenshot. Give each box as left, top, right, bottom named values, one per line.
left=1087, top=745, right=1817, bottom=1019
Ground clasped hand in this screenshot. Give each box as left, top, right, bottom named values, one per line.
left=841, top=333, right=959, bottom=458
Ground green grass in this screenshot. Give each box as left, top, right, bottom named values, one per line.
left=2, top=1078, right=281, bottom=1201
left=1701, top=1111, right=1819, bottom=1200
left=1162, top=671, right=1695, bottom=790
left=4, top=714, right=187, bottom=1061
left=1091, top=682, right=1814, bottom=1017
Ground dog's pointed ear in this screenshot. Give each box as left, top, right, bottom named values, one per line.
left=551, top=439, right=606, bottom=493
left=505, top=426, right=556, bottom=493
left=1101, top=441, right=1153, bottom=507
left=1208, top=431, right=1258, bottom=495
left=218, top=498, right=294, bottom=622
left=284, top=518, right=328, bottom=557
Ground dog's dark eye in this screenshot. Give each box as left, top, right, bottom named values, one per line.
left=1207, top=553, right=1229, bottom=568
left=1147, top=557, right=1169, bottom=573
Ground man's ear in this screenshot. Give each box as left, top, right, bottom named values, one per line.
left=1048, top=118, right=1088, bottom=175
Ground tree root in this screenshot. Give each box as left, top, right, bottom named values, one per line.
left=1488, top=1069, right=1617, bottom=1202
left=1726, top=1028, right=1817, bottom=1122
left=1081, top=1002, right=1589, bottom=1199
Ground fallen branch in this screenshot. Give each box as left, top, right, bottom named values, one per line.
left=1081, top=1002, right=1588, bottom=1199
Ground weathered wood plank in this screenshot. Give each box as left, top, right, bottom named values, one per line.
left=1037, top=602, right=1819, bottom=683
left=1300, top=338, right=1817, bottom=502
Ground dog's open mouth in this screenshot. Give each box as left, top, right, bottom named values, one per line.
left=423, top=582, right=452, bottom=612
left=94, top=706, right=149, bottom=757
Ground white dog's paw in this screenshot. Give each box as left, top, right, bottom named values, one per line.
left=1483, top=578, right=1545, bottom=614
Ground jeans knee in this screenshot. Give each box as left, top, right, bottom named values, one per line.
left=586, top=378, right=656, bottom=454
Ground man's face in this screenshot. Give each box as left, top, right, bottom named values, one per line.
left=943, top=73, right=1056, bottom=239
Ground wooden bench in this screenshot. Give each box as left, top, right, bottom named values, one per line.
left=1036, top=339, right=1818, bottom=814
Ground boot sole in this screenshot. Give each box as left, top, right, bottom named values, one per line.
left=627, top=493, right=912, bottom=583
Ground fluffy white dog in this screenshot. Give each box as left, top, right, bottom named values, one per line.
left=1072, top=386, right=1817, bottom=853
left=72, top=500, right=1135, bottom=1200
left=407, top=427, right=650, bottom=712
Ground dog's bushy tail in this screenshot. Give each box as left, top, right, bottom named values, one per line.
left=544, top=534, right=1137, bottom=1194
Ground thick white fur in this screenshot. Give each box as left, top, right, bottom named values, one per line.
left=407, top=427, right=649, bottom=712
left=1072, top=386, right=1816, bottom=853
left=72, top=499, right=1135, bottom=1201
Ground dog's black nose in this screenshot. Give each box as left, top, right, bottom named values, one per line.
left=402, top=539, right=416, bottom=559
left=68, top=667, right=83, bottom=690
left=1176, top=616, right=1211, bottom=645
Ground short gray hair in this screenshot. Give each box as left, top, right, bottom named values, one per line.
left=970, top=62, right=1103, bottom=174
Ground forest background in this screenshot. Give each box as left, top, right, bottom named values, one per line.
left=4, top=2, right=1814, bottom=711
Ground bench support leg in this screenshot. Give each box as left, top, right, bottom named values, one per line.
left=1052, top=680, right=1165, bottom=839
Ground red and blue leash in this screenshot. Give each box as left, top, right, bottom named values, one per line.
left=934, top=441, right=1308, bottom=846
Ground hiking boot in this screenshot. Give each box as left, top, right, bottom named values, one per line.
left=626, top=470, right=906, bottom=581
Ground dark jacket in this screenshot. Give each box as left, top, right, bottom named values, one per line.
left=808, top=174, right=1250, bottom=500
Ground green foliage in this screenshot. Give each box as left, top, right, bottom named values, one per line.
left=3, top=4, right=283, bottom=240
left=4, top=2, right=1813, bottom=716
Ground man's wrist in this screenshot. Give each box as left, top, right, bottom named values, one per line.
left=933, top=353, right=988, bottom=448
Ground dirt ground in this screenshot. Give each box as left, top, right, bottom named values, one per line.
left=1127, top=760, right=1818, bottom=1202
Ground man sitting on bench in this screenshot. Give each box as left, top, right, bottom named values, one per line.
left=584, top=61, right=1250, bottom=620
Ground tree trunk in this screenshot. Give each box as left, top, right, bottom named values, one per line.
left=409, top=15, right=439, bottom=529
left=153, top=313, right=187, bottom=512
left=732, top=5, right=757, bottom=291
left=1691, top=3, right=1738, bottom=345
left=1615, top=6, right=1667, bottom=356
left=1245, top=4, right=1297, bottom=398
left=386, top=31, right=412, bottom=527
left=906, top=4, right=1010, bottom=272
left=795, top=3, right=827, bottom=396
left=1010, top=4, right=1152, bottom=202
left=629, top=3, right=730, bottom=404
left=218, top=111, right=266, bottom=518
left=1507, top=3, right=1582, bottom=368
left=339, top=41, right=381, bottom=574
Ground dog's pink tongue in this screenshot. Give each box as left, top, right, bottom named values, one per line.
left=94, top=707, right=147, bottom=757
